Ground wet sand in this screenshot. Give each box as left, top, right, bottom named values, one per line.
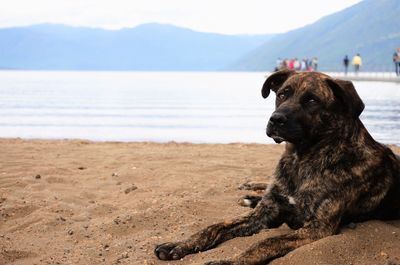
left=0, top=139, right=399, bottom=265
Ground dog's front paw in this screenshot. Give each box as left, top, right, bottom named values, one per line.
left=238, top=195, right=262, bottom=208
left=204, top=260, right=233, bottom=265
left=154, top=242, right=189, bottom=260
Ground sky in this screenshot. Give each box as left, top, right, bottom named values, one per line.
left=0, top=0, right=362, bottom=35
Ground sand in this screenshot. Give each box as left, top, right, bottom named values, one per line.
left=0, top=139, right=399, bottom=265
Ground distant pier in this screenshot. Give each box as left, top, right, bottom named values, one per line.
left=265, top=72, right=400, bottom=83
left=327, top=72, right=400, bottom=83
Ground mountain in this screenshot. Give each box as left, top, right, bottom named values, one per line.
left=230, top=0, right=400, bottom=71
left=0, top=23, right=273, bottom=71
left=2, top=0, right=398, bottom=72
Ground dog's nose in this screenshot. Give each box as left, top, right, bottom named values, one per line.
left=269, top=113, right=287, bottom=126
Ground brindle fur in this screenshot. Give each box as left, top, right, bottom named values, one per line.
left=155, top=70, right=400, bottom=265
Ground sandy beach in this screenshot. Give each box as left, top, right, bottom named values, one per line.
left=0, top=139, right=399, bottom=265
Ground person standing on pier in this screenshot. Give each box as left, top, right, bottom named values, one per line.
left=352, top=53, right=362, bottom=75
left=343, top=55, right=349, bottom=75
left=393, top=48, right=400, bottom=76
left=312, top=57, right=318, bottom=71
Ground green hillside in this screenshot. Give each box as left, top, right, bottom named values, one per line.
left=230, top=0, right=400, bottom=72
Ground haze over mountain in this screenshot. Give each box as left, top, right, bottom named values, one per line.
left=0, top=23, right=272, bottom=71
left=0, top=0, right=399, bottom=71
left=230, top=0, right=400, bottom=71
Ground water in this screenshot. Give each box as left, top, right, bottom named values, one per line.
left=0, top=71, right=399, bottom=144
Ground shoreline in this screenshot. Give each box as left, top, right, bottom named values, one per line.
left=1, top=137, right=400, bottom=147
left=1, top=139, right=399, bottom=265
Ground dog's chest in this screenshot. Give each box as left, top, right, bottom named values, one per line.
left=277, top=153, right=320, bottom=193
left=276, top=152, right=330, bottom=215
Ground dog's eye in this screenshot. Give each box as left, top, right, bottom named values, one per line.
left=303, top=96, right=319, bottom=106
left=278, top=93, right=286, bottom=100
left=301, top=93, right=320, bottom=107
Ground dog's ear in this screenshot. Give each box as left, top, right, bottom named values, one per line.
left=262, top=69, right=295, bottom=98
left=326, top=78, right=365, bottom=118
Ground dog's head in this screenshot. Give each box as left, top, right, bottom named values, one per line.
left=262, top=69, right=364, bottom=145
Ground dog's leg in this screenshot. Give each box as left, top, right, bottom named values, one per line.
left=204, top=222, right=340, bottom=265
left=155, top=193, right=286, bottom=261
left=238, top=181, right=269, bottom=191
left=238, top=195, right=263, bottom=208
left=205, top=201, right=343, bottom=265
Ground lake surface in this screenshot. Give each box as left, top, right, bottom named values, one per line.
left=0, top=71, right=399, bottom=144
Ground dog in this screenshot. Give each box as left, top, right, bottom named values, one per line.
left=154, top=70, right=400, bottom=265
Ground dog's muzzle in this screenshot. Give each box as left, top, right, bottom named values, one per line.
left=266, top=112, right=288, bottom=143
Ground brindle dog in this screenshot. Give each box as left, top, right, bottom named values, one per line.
left=154, top=70, right=400, bottom=265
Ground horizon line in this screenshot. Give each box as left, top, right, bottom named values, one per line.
left=0, top=22, right=281, bottom=36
